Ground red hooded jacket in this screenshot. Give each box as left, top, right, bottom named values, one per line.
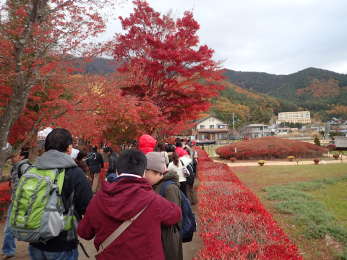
left=77, top=175, right=181, bottom=260
left=138, top=134, right=157, bottom=154
left=175, top=147, right=188, bottom=158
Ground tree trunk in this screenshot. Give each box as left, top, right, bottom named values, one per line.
left=0, top=1, right=48, bottom=177
left=0, top=85, right=31, bottom=176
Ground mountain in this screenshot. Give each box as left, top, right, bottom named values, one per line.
left=224, top=68, right=347, bottom=116
left=76, top=58, right=347, bottom=121
left=211, top=80, right=283, bottom=126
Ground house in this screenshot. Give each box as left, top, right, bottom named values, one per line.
left=275, top=127, right=297, bottom=136
left=277, top=111, right=311, bottom=124
left=241, top=124, right=272, bottom=138
left=334, top=136, right=347, bottom=149
left=192, top=116, right=229, bottom=141
left=326, top=118, right=347, bottom=136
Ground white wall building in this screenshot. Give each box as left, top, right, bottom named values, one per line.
left=193, top=116, right=229, bottom=141
left=241, top=124, right=272, bottom=138
left=277, top=111, right=311, bottom=124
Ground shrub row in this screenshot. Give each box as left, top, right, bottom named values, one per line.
left=194, top=149, right=302, bottom=259
left=216, top=136, right=327, bottom=160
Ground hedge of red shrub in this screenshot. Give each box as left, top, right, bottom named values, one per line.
left=216, top=136, right=327, bottom=160
left=194, top=149, right=302, bottom=259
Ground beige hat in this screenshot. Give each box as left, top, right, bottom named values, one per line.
left=146, top=152, right=167, bottom=174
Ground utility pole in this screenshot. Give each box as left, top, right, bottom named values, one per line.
left=232, top=112, right=235, bottom=130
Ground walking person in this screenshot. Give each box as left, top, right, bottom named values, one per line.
left=1, top=150, right=31, bottom=260
left=175, top=142, right=188, bottom=158
left=138, top=134, right=157, bottom=154
left=168, top=152, right=188, bottom=196
left=103, top=147, right=118, bottom=176
left=75, top=151, right=92, bottom=184
left=86, top=146, right=104, bottom=192
left=10, top=128, right=93, bottom=260
left=187, top=142, right=198, bottom=205
left=154, top=143, right=170, bottom=166
left=77, top=149, right=182, bottom=260
left=144, top=152, right=183, bottom=260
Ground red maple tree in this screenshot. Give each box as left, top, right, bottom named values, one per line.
left=0, top=0, right=114, bottom=174
left=110, top=0, right=223, bottom=137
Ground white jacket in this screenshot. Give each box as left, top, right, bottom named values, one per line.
left=168, top=160, right=186, bottom=182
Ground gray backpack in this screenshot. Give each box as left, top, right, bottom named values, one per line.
left=10, top=168, right=76, bottom=243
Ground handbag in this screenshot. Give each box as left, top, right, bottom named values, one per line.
left=180, top=159, right=190, bottom=177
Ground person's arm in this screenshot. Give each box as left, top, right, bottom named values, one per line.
left=77, top=204, right=96, bottom=240
left=98, top=153, right=104, bottom=168
left=156, top=194, right=182, bottom=226
left=164, top=184, right=180, bottom=206
left=72, top=168, right=93, bottom=218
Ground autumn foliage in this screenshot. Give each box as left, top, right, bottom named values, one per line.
left=0, top=0, right=223, bottom=159
left=110, top=0, right=223, bottom=136
left=0, top=0, right=115, bottom=167
left=195, top=149, right=302, bottom=259
left=216, top=137, right=328, bottom=160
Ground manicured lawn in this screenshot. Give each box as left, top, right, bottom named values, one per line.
left=310, top=182, right=347, bottom=229
left=232, top=164, right=347, bottom=260
left=233, top=164, right=347, bottom=192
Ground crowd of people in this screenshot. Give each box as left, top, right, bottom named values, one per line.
left=2, top=128, right=199, bottom=260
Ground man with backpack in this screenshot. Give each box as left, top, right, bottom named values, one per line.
left=2, top=150, right=30, bottom=260
left=10, top=128, right=92, bottom=260
left=144, top=152, right=183, bottom=260
left=77, top=149, right=182, bottom=260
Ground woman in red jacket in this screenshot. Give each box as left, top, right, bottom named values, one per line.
left=77, top=149, right=182, bottom=260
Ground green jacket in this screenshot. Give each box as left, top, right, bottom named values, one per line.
left=153, top=170, right=183, bottom=260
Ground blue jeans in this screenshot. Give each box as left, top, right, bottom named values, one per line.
left=2, top=206, right=16, bottom=256
left=29, top=246, right=78, bottom=260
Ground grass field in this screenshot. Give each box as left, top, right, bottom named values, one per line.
left=232, top=164, right=347, bottom=260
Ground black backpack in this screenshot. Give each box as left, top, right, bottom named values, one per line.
left=181, top=160, right=196, bottom=185
left=160, top=180, right=196, bottom=243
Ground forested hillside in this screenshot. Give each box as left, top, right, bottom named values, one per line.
left=79, top=58, right=347, bottom=121
left=224, top=68, right=347, bottom=119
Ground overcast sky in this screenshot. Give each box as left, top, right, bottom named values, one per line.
left=101, top=0, right=347, bottom=75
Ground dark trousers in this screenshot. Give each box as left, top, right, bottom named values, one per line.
left=179, top=181, right=187, bottom=196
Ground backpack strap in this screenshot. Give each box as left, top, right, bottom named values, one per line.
left=97, top=205, right=149, bottom=256
left=17, top=161, right=31, bottom=178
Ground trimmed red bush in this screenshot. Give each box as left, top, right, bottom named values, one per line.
left=194, top=149, right=302, bottom=259
left=216, top=137, right=327, bottom=160
left=326, top=144, right=336, bottom=151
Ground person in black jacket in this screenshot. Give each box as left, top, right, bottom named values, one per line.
left=86, top=146, right=104, bottom=192
left=103, top=147, right=118, bottom=176
left=28, top=128, right=92, bottom=260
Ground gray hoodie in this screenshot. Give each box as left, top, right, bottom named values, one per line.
left=34, top=150, right=77, bottom=169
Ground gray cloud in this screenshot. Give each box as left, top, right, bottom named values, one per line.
left=102, top=0, right=347, bottom=74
